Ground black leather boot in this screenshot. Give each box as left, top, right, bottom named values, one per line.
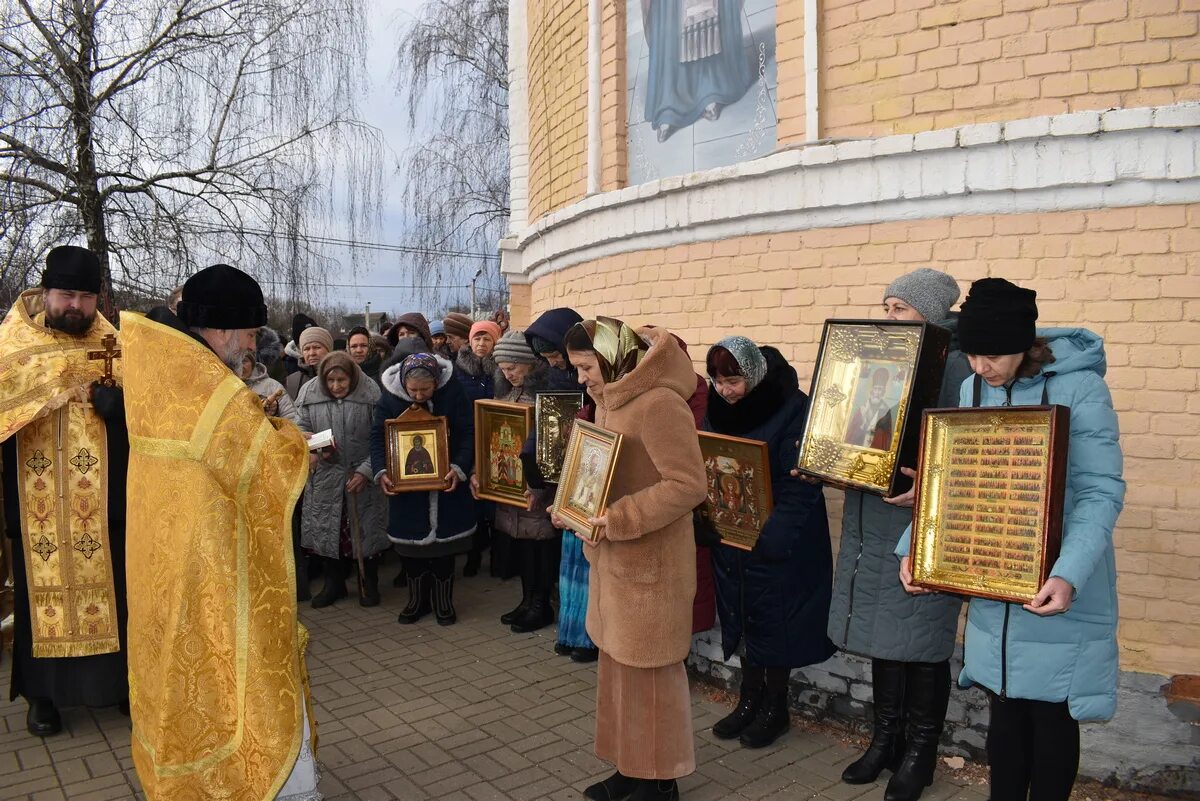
left=629, top=778, right=680, bottom=801
left=843, top=658, right=908, bottom=784
left=510, top=540, right=555, bottom=632
left=583, top=770, right=638, bottom=801
left=359, top=557, right=381, bottom=607
left=739, top=687, right=790, bottom=748
left=397, top=571, right=431, bottom=624
left=310, top=557, right=347, bottom=608
left=884, top=661, right=951, bottom=801
left=713, top=677, right=763, bottom=740
left=570, top=646, right=599, bottom=663
left=432, top=574, right=457, bottom=625
left=26, top=697, right=62, bottom=737
left=501, top=540, right=533, bottom=625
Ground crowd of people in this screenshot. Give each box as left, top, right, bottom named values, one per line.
left=0, top=253, right=1124, bottom=801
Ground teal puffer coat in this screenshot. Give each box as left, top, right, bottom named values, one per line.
left=899, top=327, right=1125, bottom=720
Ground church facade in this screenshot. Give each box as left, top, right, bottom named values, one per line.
left=500, top=0, right=1200, bottom=791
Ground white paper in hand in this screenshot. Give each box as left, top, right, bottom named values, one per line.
left=307, top=429, right=335, bottom=451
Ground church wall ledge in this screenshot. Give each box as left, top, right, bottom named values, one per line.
left=500, top=102, right=1200, bottom=285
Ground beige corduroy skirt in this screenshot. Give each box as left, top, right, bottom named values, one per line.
left=594, top=651, right=696, bottom=780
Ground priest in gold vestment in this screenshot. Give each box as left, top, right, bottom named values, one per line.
left=122, top=264, right=320, bottom=801
left=0, top=246, right=129, bottom=738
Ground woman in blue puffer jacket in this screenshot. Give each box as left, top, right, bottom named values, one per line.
left=898, top=278, right=1125, bottom=801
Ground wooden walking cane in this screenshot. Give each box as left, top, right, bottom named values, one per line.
left=347, top=492, right=367, bottom=599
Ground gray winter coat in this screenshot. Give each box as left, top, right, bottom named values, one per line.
left=826, top=316, right=969, bottom=663
left=296, top=372, right=389, bottom=560
left=491, top=364, right=558, bottom=541
left=243, top=363, right=301, bottom=425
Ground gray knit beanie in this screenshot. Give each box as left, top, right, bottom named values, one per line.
left=493, top=329, right=538, bottom=365
left=883, top=268, right=961, bottom=324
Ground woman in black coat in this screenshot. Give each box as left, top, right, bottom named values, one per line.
left=701, top=337, right=836, bottom=749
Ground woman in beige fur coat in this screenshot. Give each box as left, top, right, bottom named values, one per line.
left=552, top=318, right=707, bottom=801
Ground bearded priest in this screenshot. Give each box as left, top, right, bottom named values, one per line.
left=0, top=246, right=130, bottom=737
left=121, top=264, right=319, bottom=801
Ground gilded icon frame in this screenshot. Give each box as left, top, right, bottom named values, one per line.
left=534, top=391, right=585, bottom=484
left=795, top=320, right=948, bottom=496
left=474, top=399, right=533, bottom=508
left=910, top=405, right=1070, bottom=603
left=698, top=432, right=774, bottom=551
left=384, top=405, right=451, bottom=493
left=552, top=420, right=623, bottom=542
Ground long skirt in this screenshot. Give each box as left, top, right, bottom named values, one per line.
left=557, top=532, right=595, bottom=649
left=595, top=652, right=695, bottom=780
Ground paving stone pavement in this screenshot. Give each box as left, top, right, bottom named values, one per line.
left=0, top=569, right=990, bottom=801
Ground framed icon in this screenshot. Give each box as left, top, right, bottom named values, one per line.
left=698, top=432, right=774, bottom=551
left=796, top=320, right=949, bottom=496
left=535, top=391, right=585, bottom=483
left=553, top=420, right=623, bottom=542
left=384, top=405, right=451, bottom=492
left=910, top=406, right=1070, bottom=603
left=475, top=399, right=533, bottom=508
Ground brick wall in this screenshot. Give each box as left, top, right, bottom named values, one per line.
left=527, top=0, right=590, bottom=220
left=525, top=203, right=1200, bottom=678
left=600, top=0, right=627, bottom=191
left=773, top=0, right=1200, bottom=143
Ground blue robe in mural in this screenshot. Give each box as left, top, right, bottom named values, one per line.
left=644, top=0, right=755, bottom=131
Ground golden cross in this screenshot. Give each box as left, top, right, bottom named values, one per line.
left=87, top=333, right=121, bottom=387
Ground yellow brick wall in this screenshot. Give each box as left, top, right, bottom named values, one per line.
left=528, top=0, right=590, bottom=220
left=776, top=0, right=1200, bottom=143
left=524, top=204, right=1200, bottom=678
left=600, top=0, right=628, bottom=191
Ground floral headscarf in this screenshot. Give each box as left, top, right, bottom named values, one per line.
left=711, top=336, right=767, bottom=392
left=399, top=353, right=442, bottom=385
left=570, top=317, right=648, bottom=383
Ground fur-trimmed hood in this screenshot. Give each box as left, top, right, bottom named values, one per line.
left=381, top=353, right=455, bottom=401
left=595, top=327, right=698, bottom=411
left=284, top=338, right=302, bottom=360
left=455, top=347, right=498, bottom=379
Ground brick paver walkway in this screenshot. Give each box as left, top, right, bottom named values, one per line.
left=0, top=571, right=990, bottom=801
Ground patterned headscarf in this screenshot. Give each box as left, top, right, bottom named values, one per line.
left=571, top=317, right=648, bottom=383
left=712, top=336, right=768, bottom=392
left=399, top=353, right=442, bottom=385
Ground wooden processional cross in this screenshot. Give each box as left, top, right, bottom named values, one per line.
left=87, top=334, right=121, bottom=387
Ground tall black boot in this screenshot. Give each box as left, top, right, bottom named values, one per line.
left=359, top=556, right=381, bottom=607
left=740, top=670, right=791, bottom=749
left=500, top=540, right=533, bottom=625
left=713, top=666, right=764, bottom=740
left=510, top=539, right=555, bottom=633
left=310, top=556, right=347, bottom=608
left=885, top=661, right=951, bottom=801
left=432, top=556, right=457, bottom=625
left=843, top=658, right=908, bottom=783
left=397, top=559, right=431, bottom=624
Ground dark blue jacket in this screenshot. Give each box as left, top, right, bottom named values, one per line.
left=703, top=347, right=837, bottom=668
left=373, top=355, right=477, bottom=555
left=453, top=348, right=495, bottom=404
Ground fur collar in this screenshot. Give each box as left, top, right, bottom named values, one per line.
left=597, top=327, right=698, bottom=411
left=256, top=326, right=283, bottom=368
left=494, top=361, right=553, bottom=401
left=705, top=346, right=799, bottom=436
left=381, top=353, right=455, bottom=400
left=456, top=347, right=497, bottom=378
left=284, top=338, right=302, bottom=360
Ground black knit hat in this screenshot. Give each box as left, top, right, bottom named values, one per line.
left=176, top=264, right=268, bottom=329
left=292, top=313, right=317, bottom=345
left=958, top=278, right=1039, bottom=355
left=42, top=246, right=102, bottom=294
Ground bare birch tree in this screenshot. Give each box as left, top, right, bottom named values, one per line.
left=0, top=0, right=381, bottom=312
left=394, top=0, right=507, bottom=310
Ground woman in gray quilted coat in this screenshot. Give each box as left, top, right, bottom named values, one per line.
left=298, top=351, right=389, bottom=608
left=825, top=269, right=972, bottom=801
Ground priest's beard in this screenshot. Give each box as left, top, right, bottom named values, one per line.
left=44, top=309, right=95, bottom=336
left=220, top=343, right=256, bottom=374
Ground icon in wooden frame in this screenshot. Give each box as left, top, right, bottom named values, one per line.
left=796, top=320, right=949, bottom=496
left=384, top=405, right=451, bottom=492
left=910, top=405, right=1070, bottom=603
left=553, top=420, right=623, bottom=542
left=698, top=432, right=774, bottom=551
left=474, top=399, right=534, bottom=508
